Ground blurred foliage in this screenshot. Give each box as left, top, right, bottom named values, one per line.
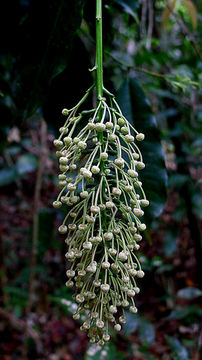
left=0, top=0, right=201, bottom=359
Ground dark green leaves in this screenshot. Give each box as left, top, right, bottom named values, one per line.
left=165, top=336, right=190, bottom=360
left=117, top=78, right=167, bottom=223
left=0, top=154, right=38, bottom=186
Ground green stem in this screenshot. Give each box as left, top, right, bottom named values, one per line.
left=96, top=0, right=103, bottom=99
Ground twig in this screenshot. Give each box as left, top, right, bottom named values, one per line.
left=146, top=0, right=154, bottom=49
left=140, top=0, right=147, bottom=38
left=0, top=308, right=40, bottom=342
left=165, top=1, right=202, bottom=60
left=26, top=119, right=47, bottom=314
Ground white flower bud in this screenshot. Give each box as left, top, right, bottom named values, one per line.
left=103, top=334, right=110, bottom=342
left=87, top=264, right=97, bottom=273
left=136, top=161, right=145, bottom=170
left=106, top=201, right=115, bottom=209
left=69, top=164, right=77, bottom=171
left=67, top=183, right=76, bottom=191
left=68, top=224, right=77, bottom=230
left=108, top=133, right=116, bottom=141
left=136, top=270, right=145, bottom=278
left=102, top=261, right=110, bottom=269
left=96, top=123, right=106, bottom=132
left=53, top=139, right=63, bottom=148
left=87, top=122, right=95, bottom=130
left=119, top=316, right=126, bottom=324
left=118, top=251, right=128, bottom=262
left=129, top=269, right=137, bottom=276
left=58, top=225, right=67, bottom=234
left=80, top=191, right=89, bottom=198
left=128, top=169, right=138, bottom=178
left=136, top=133, right=145, bottom=141
left=106, top=122, right=113, bottom=130
left=73, top=313, right=80, bottom=320
left=73, top=137, right=80, bottom=144
left=122, top=300, right=129, bottom=307
left=59, top=157, right=69, bottom=165
left=133, top=208, right=144, bottom=217
left=125, top=185, right=133, bottom=192
left=53, top=201, right=62, bottom=208
left=80, top=168, right=92, bottom=179
left=130, top=306, right=138, bottom=313
left=93, top=280, right=101, bottom=287
left=86, top=215, right=95, bottom=224
left=78, top=141, right=87, bottom=150
left=78, top=224, right=87, bottom=232
left=90, top=205, right=100, bottom=214
left=100, top=284, right=110, bottom=292
left=76, top=295, right=85, bottom=303
left=91, top=165, right=100, bottom=174
left=127, top=289, right=135, bottom=297
left=132, top=152, right=139, bottom=160
left=138, top=223, right=146, bottom=231
left=108, top=248, right=117, bottom=256
left=118, top=118, right=125, bottom=126
left=125, top=134, right=134, bottom=143
left=100, top=152, right=108, bottom=161
left=65, top=250, right=75, bottom=259
left=109, top=305, right=117, bottom=314
left=134, top=287, right=140, bottom=294
left=140, top=199, right=150, bottom=207
left=113, top=227, right=120, bottom=234
left=83, top=242, right=92, bottom=250
left=104, top=232, right=113, bottom=241
left=66, top=270, right=75, bottom=278
left=66, top=280, right=74, bottom=288
left=114, top=324, right=121, bottom=331
left=63, top=137, right=72, bottom=146
left=114, top=158, right=124, bottom=168
left=112, top=187, right=122, bottom=197
left=134, top=234, right=142, bottom=241
left=121, top=126, right=129, bottom=134
left=99, top=203, right=106, bottom=211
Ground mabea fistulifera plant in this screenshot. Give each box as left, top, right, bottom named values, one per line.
left=53, top=0, right=149, bottom=345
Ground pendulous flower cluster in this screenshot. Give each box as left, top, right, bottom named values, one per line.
left=53, top=86, right=149, bottom=344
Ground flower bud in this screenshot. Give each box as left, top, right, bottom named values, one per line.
left=112, top=187, right=122, bottom=197
left=53, top=201, right=62, bottom=208
left=100, top=152, right=108, bottom=161
left=121, top=126, right=129, bottom=134
left=136, top=270, right=145, bottom=278
left=128, top=169, right=138, bottom=178
left=100, top=284, right=110, bottom=292
left=63, top=137, right=72, bottom=146
left=104, top=232, right=113, bottom=241
left=91, top=165, right=100, bottom=174
left=130, top=306, right=138, bottom=313
left=136, top=133, right=145, bottom=141
left=106, top=122, right=113, bottom=130
left=114, top=324, right=121, bottom=331
left=140, top=199, right=150, bottom=207
left=53, top=139, right=63, bottom=148
left=114, top=158, right=124, bottom=168
left=96, top=123, right=106, bottom=132
left=58, top=225, right=67, bottom=234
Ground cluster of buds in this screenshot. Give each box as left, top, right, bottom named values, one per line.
left=53, top=86, right=149, bottom=344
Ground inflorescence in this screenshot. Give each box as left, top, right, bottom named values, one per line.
left=53, top=86, right=149, bottom=345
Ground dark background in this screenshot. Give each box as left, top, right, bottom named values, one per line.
left=0, top=0, right=201, bottom=359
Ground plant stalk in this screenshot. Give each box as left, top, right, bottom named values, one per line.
left=96, top=0, right=103, bottom=100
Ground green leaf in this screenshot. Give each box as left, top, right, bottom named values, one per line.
left=123, top=312, right=139, bottom=336
left=168, top=305, right=202, bottom=320
left=16, top=154, right=38, bottom=175
left=117, top=0, right=139, bottom=22
left=117, top=78, right=167, bottom=223
left=138, top=317, right=155, bottom=346
left=165, top=335, right=189, bottom=360
left=85, top=343, right=124, bottom=360
left=0, top=167, right=18, bottom=186
left=163, top=229, right=178, bottom=257
left=177, top=287, right=202, bottom=300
